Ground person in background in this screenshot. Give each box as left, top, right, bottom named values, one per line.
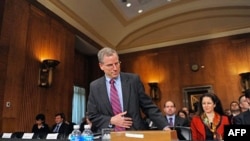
left=182, top=107, right=190, bottom=117
left=190, top=93, right=229, bottom=141
left=228, top=101, right=241, bottom=124
left=177, top=110, right=188, bottom=119
left=80, top=114, right=93, bottom=132
left=51, top=113, right=70, bottom=136
left=238, top=94, right=250, bottom=112
left=177, top=109, right=190, bottom=124
left=61, top=113, right=75, bottom=134
left=233, top=89, right=250, bottom=125
left=32, top=113, right=50, bottom=138
left=87, top=47, right=169, bottom=133
left=164, top=101, right=189, bottom=127
left=163, top=101, right=190, bottom=140
left=224, top=108, right=231, bottom=117
left=182, top=106, right=193, bottom=121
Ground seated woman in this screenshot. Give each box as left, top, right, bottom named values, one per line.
left=177, top=109, right=190, bottom=126
left=32, top=113, right=50, bottom=139
left=190, top=93, right=229, bottom=141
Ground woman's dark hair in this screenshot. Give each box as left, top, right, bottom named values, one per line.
left=36, top=113, right=45, bottom=122
left=197, top=93, right=225, bottom=116
left=177, top=110, right=188, bottom=118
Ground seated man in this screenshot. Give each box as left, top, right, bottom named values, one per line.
left=163, top=101, right=190, bottom=140
left=51, top=113, right=70, bottom=137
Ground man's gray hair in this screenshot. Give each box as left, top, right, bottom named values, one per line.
left=97, top=47, right=118, bottom=63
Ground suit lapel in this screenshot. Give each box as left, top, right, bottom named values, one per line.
left=99, top=77, right=113, bottom=115
left=175, top=116, right=180, bottom=126
left=120, top=73, right=130, bottom=112
left=244, top=110, right=250, bottom=124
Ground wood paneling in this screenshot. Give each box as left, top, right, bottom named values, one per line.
left=0, top=0, right=81, bottom=132
left=119, top=34, right=250, bottom=112
left=1, top=0, right=30, bottom=132
left=1, top=0, right=250, bottom=134
left=0, top=0, right=5, bottom=36
left=0, top=38, right=9, bottom=131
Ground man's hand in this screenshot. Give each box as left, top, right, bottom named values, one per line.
left=163, top=126, right=171, bottom=130
left=110, top=111, right=133, bottom=128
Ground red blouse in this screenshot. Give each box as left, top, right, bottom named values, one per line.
left=190, top=115, right=230, bottom=141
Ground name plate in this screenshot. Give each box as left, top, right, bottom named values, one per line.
left=111, top=130, right=178, bottom=141
left=46, top=133, right=59, bottom=139
left=22, top=133, right=34, bottom=139
left=2, top=133, right=12, bottom=138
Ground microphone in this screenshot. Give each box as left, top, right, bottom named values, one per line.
left=174, top=126, right=192, bottom=140
left=173, top=124, right=180, bottom=130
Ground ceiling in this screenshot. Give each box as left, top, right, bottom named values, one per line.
left=36, top=0, right=250, bottom=55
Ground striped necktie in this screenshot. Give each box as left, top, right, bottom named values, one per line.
left=53, top=124, right=59, bottom=132
left=110, top=79, right=125, bottom=131
left=169, top=117, right=173, bottom=127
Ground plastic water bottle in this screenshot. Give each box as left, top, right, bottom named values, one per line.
left=69, top=125, right=82, bottom=141
left=82, top=124, right=94, bottom=141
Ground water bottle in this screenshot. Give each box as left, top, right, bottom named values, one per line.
left=82, top=124, right=94, bottom=141
left=69, top=125, right=82, bottom=141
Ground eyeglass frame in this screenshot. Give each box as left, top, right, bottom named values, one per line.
left=101, top=61, right=121, bottom=68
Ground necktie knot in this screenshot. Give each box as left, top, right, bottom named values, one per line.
left=110, top=79, right=115, bottom=84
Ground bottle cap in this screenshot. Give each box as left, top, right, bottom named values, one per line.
left=73, top=125, right=80, bottom=129
left=84, top=124, right=90, bottom=129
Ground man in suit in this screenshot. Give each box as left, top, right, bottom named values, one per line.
left=87, top=47, right=169, bottom=133
left=164, top=101, right=190, bottom=140
left=228, top=101, right=241, bottom=124
left=238, top=94, right=250, bottom=112
left=51, top=113, right=70, bottom=136
left=164, top=101, right=189, bottom=127
left=234, top=89, right=250, bottom=125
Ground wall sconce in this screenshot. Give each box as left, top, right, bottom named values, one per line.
left=148, top=82, right=160, bottom=100
left=38, top=59, right=60, bottom=87
left=240, top=72, right=250, bottom=91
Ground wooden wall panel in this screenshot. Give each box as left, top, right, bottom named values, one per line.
left=0, top=38, right=9, bottom=131
left=0, top=0, right=76, bottom=132
left=119, top=34, right=250, bottom=112
left=0, top=0, right=5, bottom=36
left=21, top=6, right=75, bottom=130
left=1, top=0, right=250, bottom=134
left=1, top=0, right=30, bottom=132
left=74, top=51, right=89, bottom=87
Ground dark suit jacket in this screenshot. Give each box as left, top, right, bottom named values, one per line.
left=190, top=115, right=229, bottom=141
left=51, top=122, right=70, bottom=136
left=166, top=115, right=189, bottom=127
left=32, top=123, right=50, bottom=139
left=87, top=72, right=168, bottom=133
left=234, top=110, right=250, bottom=125
left=166, top=115, right=190, bottom=140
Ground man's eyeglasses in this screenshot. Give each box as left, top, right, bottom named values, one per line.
left=103, top=61, right=121, bottom=68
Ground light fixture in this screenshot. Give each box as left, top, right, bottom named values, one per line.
left=148, top=82, right=160, bottom=100
left=239, top=72, right=250, bottom=91
left=126, top=3, right=131, bottom=7
left=38, top=59, right=60, bottom=87
left=138, top=9, right=143, bottom=13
